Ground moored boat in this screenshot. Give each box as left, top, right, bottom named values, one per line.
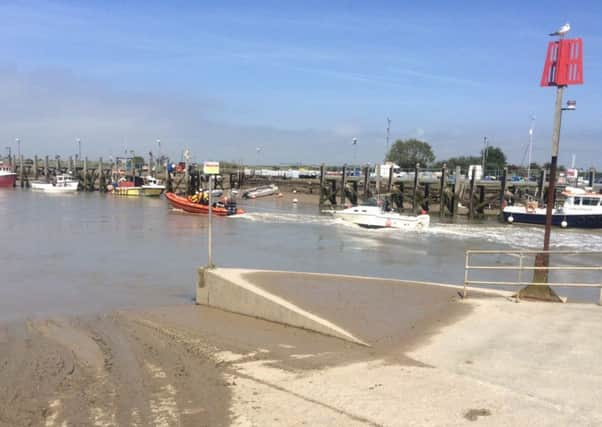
left=334, top=205, right=430, bottom=230
left=242, top=184, right=279, bottom=199
left=111, top=175, right=166, bottom=196
left=503, top=187, right=602, bottom=228
left=165, top=192, right=245, bottom=216
left=31, top=174, right=78, bottom=193
left=141, top=176, right=166, bottom=197
left=0, top=164, right=16, bottom=188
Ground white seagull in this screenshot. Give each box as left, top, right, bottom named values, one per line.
left=549, top=23, right=570, bottom=36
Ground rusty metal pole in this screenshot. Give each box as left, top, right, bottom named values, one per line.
left=520, top=85, right=565, bottom=301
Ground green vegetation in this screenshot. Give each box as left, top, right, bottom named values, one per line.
left=386, top=139, right=435, bottom=169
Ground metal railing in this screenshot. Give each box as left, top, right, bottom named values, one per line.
left=464, top=250, right=602, bottom=303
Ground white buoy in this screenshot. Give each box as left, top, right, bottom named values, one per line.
left=561, top=220, right=568, bottom=228
left=292, top=198, right=298, bottom=204
left=507, top=215, right=514, bottom=223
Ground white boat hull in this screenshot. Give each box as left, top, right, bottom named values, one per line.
left=335, top=206, right=430, bottom=230
left=243, top=185, right=279, bottom=199
left=31, top=182, right=79, bottom=193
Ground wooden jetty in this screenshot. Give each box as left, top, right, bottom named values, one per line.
left=3, top=154, right=599, bottom=220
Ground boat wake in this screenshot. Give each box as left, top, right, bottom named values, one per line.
left=239, top=209, right=602, bottom=251
left=425, top=223, right=602, bottom=251
left=237, top=211, right=339, bottom=226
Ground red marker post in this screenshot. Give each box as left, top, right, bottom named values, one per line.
left=520, top=33, right=583, bottom=300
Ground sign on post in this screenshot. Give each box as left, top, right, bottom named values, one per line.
left=203, top=161, right=220, bottom=175
left=540, top=38, right=583, bottom=87
left=203, top=161, right=219, bottom=268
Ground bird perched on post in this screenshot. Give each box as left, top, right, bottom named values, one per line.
left=549, top=23, right=570, bottom=36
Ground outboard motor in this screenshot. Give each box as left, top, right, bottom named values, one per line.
left=226, top=199, right=238, bottom=215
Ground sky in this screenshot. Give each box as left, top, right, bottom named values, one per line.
left=1, top=0, right=601, bottom=168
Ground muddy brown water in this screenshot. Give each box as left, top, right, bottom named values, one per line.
left=1, top=189, right=600, bottom=323
left=2, top=189, right=602, bottom=322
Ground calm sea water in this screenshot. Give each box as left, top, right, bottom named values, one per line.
left=1, top=189, right=601, bottom=321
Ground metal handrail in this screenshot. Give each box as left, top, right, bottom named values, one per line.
left=464, top=249, right=602, bottom=304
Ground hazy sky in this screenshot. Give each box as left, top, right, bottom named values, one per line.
left=1, top=1, right=600, bottom=167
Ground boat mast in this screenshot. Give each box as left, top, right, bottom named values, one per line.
left=385, top=117, right=391, bottom=162
left=527, top=114, right=535, bottom=181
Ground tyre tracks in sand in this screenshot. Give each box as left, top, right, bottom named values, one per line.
left=0, top=312, right=231, bottom=427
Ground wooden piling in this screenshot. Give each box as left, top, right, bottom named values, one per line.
left=44, top=155, right=49, bottom=179
left=363, top=166, right=369, bottom=199
left=468, top=167, right=476, bottom=220
left=588, top=168, right=595, bottom=187
left=478, top=185, right=485, bottom=214
left=537, top=169, right=546, bottom=204
left=452, top=166, right=461, bottom=218
left=330, top=179, right=337, bottom=205
left=439, top=164, right=448, bottom=218
left=184, top=162, right=190, bottom=195
left=498, top=167, right=508, bottom=218
left=98, top=157, right=104, bottom=192
left=340, top=165, right=347, bottom=206
left=387, top=166, right=393, bottom=193
left=33, top=155, right=39, bottom=179
left=375, top=164, right=381, bottom=198
left=166, top=160, right=173, bottom=193
left=69, top=156, right=74, bottom=174
left=19, top=155, right=24, bottom=188
left=83, top=157, right=88, bottom=191
left=399, top=182, right=404, bottom=210
left=424, top=183, right=430, bottom=212
left=412, top=163, right=420, bottom=211
left=319, top=164, right=326, bottom=206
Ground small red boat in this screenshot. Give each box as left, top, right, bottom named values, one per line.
left=165, top=192, right=245, bottom=216
left=0, top=164, right=16, bottom=188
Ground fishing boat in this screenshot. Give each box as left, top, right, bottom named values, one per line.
left=165, top=192, right=245, bottom=216
left=334, top=205, right=430, bottom=230
left=503, top=187, right=602, bottom=228
left=111, top=176, right=165, bottom=196
left=0, top=164, right=16, bottom=188
left=31, top=174, right=79, bottom=193
left=140, top=176, right=165, bottom=197
left=242, top=184, right=279, bottom=199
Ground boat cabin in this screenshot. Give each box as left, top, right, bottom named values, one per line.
left=563, top=194, right=602, bottom=208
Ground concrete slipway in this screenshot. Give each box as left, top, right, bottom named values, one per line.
left=196, top=268, right=506, bottom=346
left=196, top=268, right=602, bottom=425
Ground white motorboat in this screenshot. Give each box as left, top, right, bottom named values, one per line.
left=31, top=174, right=79, bottom=193
left=503, top=186, right=602, bottom=228
left=334, top=205, right=430, bottom=230
left=141, top=176, right=166, bottom=197
left=242, top=184, right=279, bottom=199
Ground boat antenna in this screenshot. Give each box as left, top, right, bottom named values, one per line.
left=385, top=117, right=391, bottom=162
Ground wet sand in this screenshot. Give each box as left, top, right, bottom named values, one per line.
left=241, top=271, right=489, bottom=353
left=3, top=295, right=602, bottom=425
left=0, top=277, right=472, bottom=427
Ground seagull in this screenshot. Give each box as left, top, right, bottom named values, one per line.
left=549, top=23, right=570, bottom=36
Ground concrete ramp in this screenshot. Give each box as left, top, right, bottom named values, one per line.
left=197, top=268, right=506, bottom=346
left=197, top=268, right=368, bottom=346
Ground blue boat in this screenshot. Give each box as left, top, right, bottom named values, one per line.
left=503, top=188, right=602, bottom=229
